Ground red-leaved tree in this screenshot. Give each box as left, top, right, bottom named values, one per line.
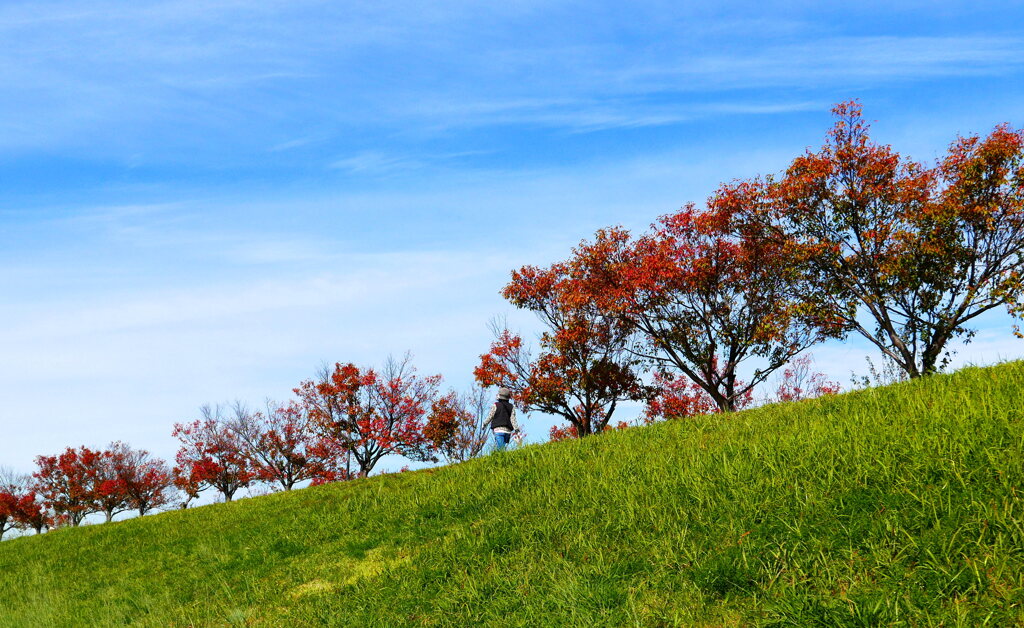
left=735, top=101, right=1024, bottom=377
left=172, top=405, right=255, bottom=503
left=423, top=385, right=492, bottom=463
left=477, top=247, right=651, bottom=438
left=565, top=201, right=831, bottom=412
left=172, top=469, right=202, bottom=510
left=0, top=491, right=16, bottom=540
left=0, top=468, right=25, bottom=540
left=93, top=448, right=130, bottom=523
left=13, top=492, right=51, bottom=534
left=107, top=442, right=174, bottom=516
left=296, top=353, right=442, bottom=477
left=771, top=355, right=841, bottom=403
left=33, top=446, right=105, bottom=526
left=230, top=401, right=337, bottom=491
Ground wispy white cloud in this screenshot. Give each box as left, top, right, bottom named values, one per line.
left=3, top=0, right=1022, bottom=158
left=438, top=100, right=825, bottom=134
left=328, top=151, right=423, bottom=175
left=328, top=149, right=492, bottom=175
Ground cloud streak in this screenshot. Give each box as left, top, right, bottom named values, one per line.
left=3, top=0, right=1022, bottom=159
left=3, top=1, right=1024, bottom=474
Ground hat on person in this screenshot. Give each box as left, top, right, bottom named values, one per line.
left=497, top=387, right=512, bottom=400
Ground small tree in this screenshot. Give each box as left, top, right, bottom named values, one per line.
left=12, top=492, right=51, bottom=534
left=296, top=353, right=442, bottom=477
left=93, top=447, right=131, bottom=523
left=107, top=442, right=174, bottom=517
left=770, top=355, right=841, bottom=403
left=172, top=469, right=202, bottom=510
left=33, top=446, right=104, bottom=526
left=172, top=405, right=254, bottom=503
left=424, top=385, right=492, bottom=464
left=0, top=467, right=26, bottom=541
left=0, top=491, right=15, bottom=541
left=230, top=401, right=335, bottom=491
left=478, top=246, right=651, bottom=438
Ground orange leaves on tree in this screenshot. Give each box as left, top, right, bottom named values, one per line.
left=479, top=253, right=650, bottom=438
left=563, top=192, right=827, bottom=412
left=423, top=387, right=491, bottom=463
left=739, top=100, right=1024, bottom=376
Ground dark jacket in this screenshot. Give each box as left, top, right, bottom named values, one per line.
left=488, top=399, right=516, bottom=431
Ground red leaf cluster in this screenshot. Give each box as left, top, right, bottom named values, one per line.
left=644, top=372, right=721, bottom=421
left=231, top=401, right=340, bottom=491
left=28, top=443, right=172, bottom=526
left=771, top=355, right=841, bottom=403
left=172, top=410, right=255, bottom=504
left=295, top=353, right=444, bottom=477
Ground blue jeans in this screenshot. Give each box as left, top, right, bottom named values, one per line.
left=493, top=431, right=511, bottom=451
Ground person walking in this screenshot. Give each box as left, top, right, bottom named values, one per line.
left=485, top=387, right=520, bottom=451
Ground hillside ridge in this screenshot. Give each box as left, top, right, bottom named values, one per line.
left=1, top=362, right=1022, bottom=626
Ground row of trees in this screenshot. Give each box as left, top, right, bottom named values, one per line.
left=3, top=344, right=839, bottom=537
left=477, top=101, right=1023, bottom=437
left=6, top=101, right=1018, bottom=534
left=1, top=442, right=171, bottom=537
left=2, top=354, right=494, bottom=536
left=172, top=354, right=493, bottom=507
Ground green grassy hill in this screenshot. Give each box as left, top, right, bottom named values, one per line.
left=1, top=363, right=1023, bottom=627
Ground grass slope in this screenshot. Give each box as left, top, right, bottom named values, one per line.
left=1, top=363, right=1023, bottom=627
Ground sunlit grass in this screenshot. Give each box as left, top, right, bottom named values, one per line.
left=1, top=362, right=1022, bottom=626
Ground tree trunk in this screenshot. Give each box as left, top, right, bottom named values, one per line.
left=709, top=388, right=733, bottom=413
left=921, top=330, right=949, bottom=376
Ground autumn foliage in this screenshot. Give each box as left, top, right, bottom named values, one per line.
left=423, top=386, right=491, bottom=464
left=0, top=470, right=51, bottom=536
left=230, top=401, right=337, bottom=491
left=556, top=202, right=831, bottom=413
left=0, top=492, right=16, bottom=540
left=732, top=101, right=1024, bottom=377
left=644, top=372, right=723, bottom=421
left=12, top=492, right=51, bottom=534
left=4, top=101, right=1022, bottom=535
left=295, top=354, right=443, bottom=477
left=32, top=447, right=105, bottom=527
left=173, top=408, right=255, bottom=504
left=0, top=470, right=27, bottom=540
left=771, top=355, right=841, bottom=403
left=475, top=253, right=652, bottom=438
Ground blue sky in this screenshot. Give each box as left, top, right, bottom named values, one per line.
left=2, top=1, right=1023, bottom=478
